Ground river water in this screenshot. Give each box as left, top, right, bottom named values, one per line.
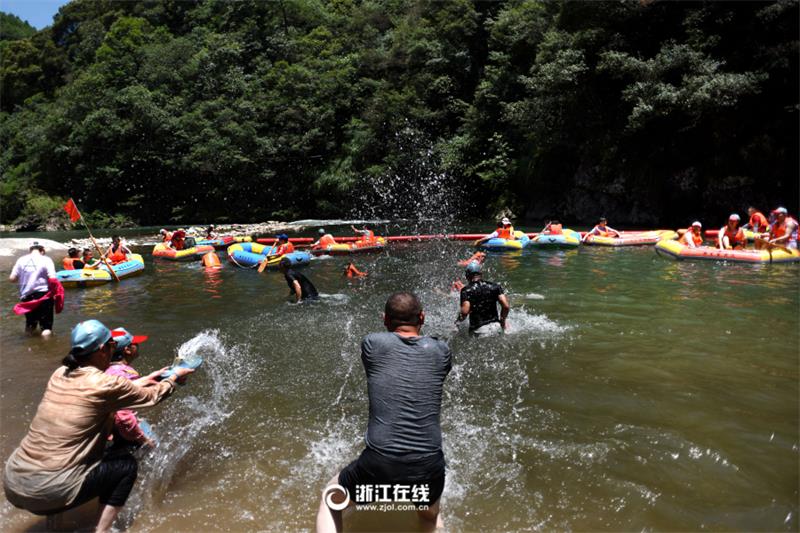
left=0, top=226, right=797, bottom=532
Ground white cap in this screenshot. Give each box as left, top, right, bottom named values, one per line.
left=776, top=207, right=788, bottom=214
left=691, top=221, right=702, bottom=227
left=318, top=228, right=326, bottom=234
left=729, top=214, right=740, bottom=221
left=501, top=217, right=511, bottom=225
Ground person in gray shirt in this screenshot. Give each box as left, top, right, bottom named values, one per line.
left=316, top=292, right=451, bottom=532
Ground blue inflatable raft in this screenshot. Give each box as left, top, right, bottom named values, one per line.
left=476, top=231, right=530, bottom=251
left=227, top=242, right=311, bottom=269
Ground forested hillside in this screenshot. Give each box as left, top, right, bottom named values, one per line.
left=1, top=0, right=797, bottom=229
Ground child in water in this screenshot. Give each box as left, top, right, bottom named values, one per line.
left=105, top=328, right=164, bottom=450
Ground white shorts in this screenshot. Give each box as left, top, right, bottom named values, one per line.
left=470, top=322, right=503, bottom=337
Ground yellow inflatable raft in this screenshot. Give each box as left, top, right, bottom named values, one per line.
left=655, top=239, right=800, bottom=263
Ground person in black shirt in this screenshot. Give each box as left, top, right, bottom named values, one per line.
left=456, top=261, right=510, bottom=336
left=278, top=258, right=318, bottom=302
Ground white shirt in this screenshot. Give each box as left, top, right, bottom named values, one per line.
left=11, top=252, right=56, bottom=299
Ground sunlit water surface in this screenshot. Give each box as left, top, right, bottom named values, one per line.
left=0, top=230, right=797, bottom=532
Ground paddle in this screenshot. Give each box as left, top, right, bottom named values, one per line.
left=755, top=237, right=793, bottom=254
left=257, top=241, right=278, bottom=273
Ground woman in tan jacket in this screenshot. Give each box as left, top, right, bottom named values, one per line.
left=3, top=319, right=194, bottom=532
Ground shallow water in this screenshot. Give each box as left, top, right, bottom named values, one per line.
left=0, top=231, right=798, bottom=531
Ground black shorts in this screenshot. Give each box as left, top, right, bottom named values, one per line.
left=70, top=453, right=138, bottom=510
left=338, top=448, right=445, bottom=507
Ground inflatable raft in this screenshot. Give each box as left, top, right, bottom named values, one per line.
left=528, top=229, right=581, bottom=248
left=152, top=243, right=214, bottom=261
left=311, top=237, right=386, bottom=256
left=195, top=235, right=252, bottom=249
left=57, top=254, right=145, bottom=288
left=584, top=229, right=677, bottom=246
left=476, top=231, right=530, bottom=251
left=655, top=240, right=800, bottom=263
left=227, top=242, right=312, bottom=269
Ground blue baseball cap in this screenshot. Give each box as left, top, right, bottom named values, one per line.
left=465, top=261, right=482, bottom=274
left=276, top=233, right=289, bottom=241
left=70, top=320, right=112, bottom=356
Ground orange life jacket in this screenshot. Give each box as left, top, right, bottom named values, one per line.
left=771, top=218, right=799, bottom=243
left=722, top=226, right=745, bottom=248
left=108, top=246, right=127, bottom=264
left=458, top=251, right=486, bottom=267
left=345, top=264, right=367, bottom=278
left=62, top=257, right=81, bottom=270
left=318, top=234, right=336, bottom=247
left=547, top=223, right=563, bottom=235
left=749, top=211, right=768, bottom=232
left=497, top=226, right=515, bottom=240
left=276, top=242, right=295, bottom=255
left=683, top=230, right=703, bottom=247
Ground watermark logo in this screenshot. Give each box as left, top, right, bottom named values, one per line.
left=323, top=484, right=350, bottom=511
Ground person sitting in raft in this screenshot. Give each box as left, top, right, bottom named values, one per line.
left=476, top=217, right=516, bottom=245
left=105, top=328, right=164, bottom=451
left=204, top=225, right=217, bottom=239
left=351, top=224, right=377, bottom=244
left=81, top=248, right=102, bottom=270
left=169, top=229, right=187, bottom=250
left=2, top=319, right=193, bottom=533
left=767, top=207, right=798, bottom=249
left=541, top=220, right=563, bottom=235
left=744, top=207, right=770, bottom=249
left=582, top=217, right=621, bottom=242
left=273, top=234, right=295, bottom=256
left=312, top=228, right=337, bottom=250
left=104, top=236, right=131, bottom=264
left=278, top=257, right=318, bottom=302
left=682, top=221, right=704, bottom=248
left=717, top=214, right=746, bottom=250
left=158, top=228, right=172, bottom=243
left=62, top=248, right=84, bottom=270
left=344, top=262, right=367, bottom=278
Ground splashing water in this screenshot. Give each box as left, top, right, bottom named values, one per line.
left=121, top=330, right=253, bottom=529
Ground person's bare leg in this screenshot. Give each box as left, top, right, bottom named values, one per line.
left=316, top=475, right=343, bottom=533
left=417, top=499, right=443, bottom=531
left=95, top=504, right=122, bottom=533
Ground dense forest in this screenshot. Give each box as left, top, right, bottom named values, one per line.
left=1, top=0, right=797, bottom=229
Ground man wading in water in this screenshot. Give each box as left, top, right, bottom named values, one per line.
left=456, top=261, right=510, bottom=336
left=316, top=292, right=451, bottom=532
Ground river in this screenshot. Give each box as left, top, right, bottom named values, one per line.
left=0, top=225, right=797, bottom=531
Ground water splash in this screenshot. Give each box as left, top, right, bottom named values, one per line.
left=122, top=330, right=252, bottom=527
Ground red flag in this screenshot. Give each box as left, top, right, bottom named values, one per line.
left=64, top=198, right=81, bottom=223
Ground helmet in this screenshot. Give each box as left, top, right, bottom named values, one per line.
left=277, top=233, right=289, bottom=241
left=729, top=214, right=740, bottom=221
left=465, top=261, right=482, bottom=275
left=691, top=221, right=702, bottom=228
left=318, top=228, right=326, bottom=235
left=776, top=207, right=788, bottom=215
left=501, top=217, right=511, bottom=225
left=70, top=320, right=111, bottom=356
